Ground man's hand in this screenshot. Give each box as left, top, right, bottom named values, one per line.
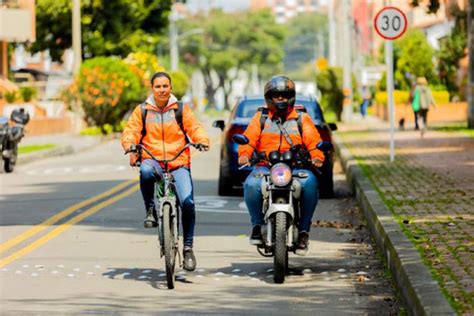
left=312, top=157, right=324, bottom=168
left=238, top=155, right=250, bottom=166
left=195, top=143, right=209, bottom=151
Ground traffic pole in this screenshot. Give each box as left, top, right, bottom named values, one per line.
left=385, top=40, right=395, bottom=162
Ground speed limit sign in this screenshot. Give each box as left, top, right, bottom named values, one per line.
left=374, top=7, right=407, bottom=40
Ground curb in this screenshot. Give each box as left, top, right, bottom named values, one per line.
left=333, top=134, right=455, bottom=316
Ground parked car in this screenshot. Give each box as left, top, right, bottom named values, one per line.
left=213, top=94, right=337, bottom=198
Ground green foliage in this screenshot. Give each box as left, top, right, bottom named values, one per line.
left=170, top=71, right=190, bottom=99
left=437, top=3, right=467, bottom=100
left=4, top=90, right=17, bottom=103
left=284, top=12, right=328, bottom=72
left=395, top=29, right=437, bottom=90
left=179, top=9, right=286, bottom=109
left=66, top=57, right=144, bottom=134
left=80, top=124, right=115, bottom=136
left=19, top=87, right=37, bottom=102
left=316, top=67, right=344, bottom=121
left=31, top=0, right=172, bottom=62
left=375, top=90, right=450, bottom=105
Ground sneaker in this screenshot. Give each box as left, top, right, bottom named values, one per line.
left=183, top=247, right=196, bottom=271
left=250, top=225, right=263, bottom=245
left=295, top=231, right=309, bottom=256
left=144, top=206, right=157, bottom=228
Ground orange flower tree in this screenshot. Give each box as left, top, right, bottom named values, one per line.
left=69, top=57, right=145, bottom=133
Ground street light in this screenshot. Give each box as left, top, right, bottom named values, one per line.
left=169, top=4, right=203, bottom=71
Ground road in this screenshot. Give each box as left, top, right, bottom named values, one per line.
left=0, top=127, right=400, bottom=315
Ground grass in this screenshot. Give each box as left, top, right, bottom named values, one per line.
left=431, top=123, right=474, bottom=137
left=18, top=144, right=56, bottom=154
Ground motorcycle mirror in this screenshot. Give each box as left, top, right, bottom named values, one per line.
left=316, top=141, right=333, bottom=152
left=232, top=134, right=249, bottom=145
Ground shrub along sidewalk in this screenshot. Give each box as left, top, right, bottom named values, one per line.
left=335, top=121, right=473, bottom=314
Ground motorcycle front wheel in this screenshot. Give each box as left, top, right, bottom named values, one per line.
left=4, top=158, right=14, bottom=173
left=162, top=204, right=177, bottom=289
left=273, top=211, right=288, bottom=284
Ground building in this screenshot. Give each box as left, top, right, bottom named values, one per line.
left=0, top=0, right=35, bottom=78
left=250, top=0, right=322, bottom=23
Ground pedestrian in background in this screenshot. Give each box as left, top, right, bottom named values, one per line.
left=413, top=77, right=436, bottom=133
left=359, top=85, right=371, bottom=118
left=410, top=81, right=420, bottom=130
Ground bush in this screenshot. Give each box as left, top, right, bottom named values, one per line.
left=170, top=71, right=190, bottom=99
left=19, top=87, right=37, bottom=102
left=65, top=57, right=144, bottom=134
left=4, top=90, right=17, bottom=103
left=375, top=90, right=450, bottom=105
left=124, top=52, right=166, bottom=87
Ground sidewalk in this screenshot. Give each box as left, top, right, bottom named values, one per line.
left=18, top=133, right=110, bottom=166
left=334, top=118, right=473, bottom=315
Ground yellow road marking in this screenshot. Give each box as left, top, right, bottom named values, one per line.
left=0, top=184, right=140, bottom=268
left=0, top=178, right=138, bottom=254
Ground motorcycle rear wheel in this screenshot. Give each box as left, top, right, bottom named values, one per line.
left=162, top=204, right=177, bottom=289
left=273, top=211, right=287, bottom=284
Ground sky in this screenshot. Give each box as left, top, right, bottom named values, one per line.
left=185, top=0, right=251, bottom=13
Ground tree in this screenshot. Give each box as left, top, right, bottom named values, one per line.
left=179, top=9, right=286, bottom=110
left=410, top=0, right=473, bottom=127
left=31, top=0, right=172, bottom=62
left=395, top=29, right=436, bottom=90
left=284, top=12, right=328, bottom=75
left=437, top=3, right=467, bottom=99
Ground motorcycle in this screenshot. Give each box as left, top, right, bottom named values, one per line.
left=232, top=134, right=332, bottom=283
left=0, top=108, right=30, bottom=173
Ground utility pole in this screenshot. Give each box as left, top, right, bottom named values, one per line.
left=328, top=0, right=336, bottom=66
left=72, top=0, right=82, bottom=74
left=342, top=0, right=353, bottom=122
left=468, top=0, right=474, bottom=128
left=169, top=2, right=179, bottom=72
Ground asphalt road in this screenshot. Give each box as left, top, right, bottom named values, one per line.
left=0, top=128, right=400, bottom=315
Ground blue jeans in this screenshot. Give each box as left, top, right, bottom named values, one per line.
left=243, top=166, right=318, bottom=232
left=140, top=159, right=195, bottom=247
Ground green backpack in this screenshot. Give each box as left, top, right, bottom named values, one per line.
left=412, top=88, right=420, bottom=112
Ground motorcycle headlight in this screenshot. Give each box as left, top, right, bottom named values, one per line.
left=270, top=163, right=292, bottom=187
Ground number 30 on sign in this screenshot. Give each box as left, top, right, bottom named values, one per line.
left=374, top=7, right=407, bottom=40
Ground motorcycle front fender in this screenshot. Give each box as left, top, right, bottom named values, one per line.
left=265, top=203, right=294, bottom=222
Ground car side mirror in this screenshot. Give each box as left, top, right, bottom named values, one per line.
left=232, top=134, right=249, bottom=145
left=213, top=120, right=225, bottom=131
left=328, top=123, right=338, bottom=131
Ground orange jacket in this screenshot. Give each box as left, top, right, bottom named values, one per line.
left=238, top=108, right=324, bottom=162
left=121, top=94, right=209, bottom=170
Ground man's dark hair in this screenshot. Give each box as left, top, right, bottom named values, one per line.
left=150, top=72, right=172, bottom=86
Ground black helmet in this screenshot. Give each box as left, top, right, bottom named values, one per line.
left=264, top=76, right=296, bottom=114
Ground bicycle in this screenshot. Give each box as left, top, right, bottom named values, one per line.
left=126, top=142, right=201, bottom=289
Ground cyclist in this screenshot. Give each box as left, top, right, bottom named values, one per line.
left=121, top=72, right=209, bottom=271
left=237, top=76, right=324, bottom=256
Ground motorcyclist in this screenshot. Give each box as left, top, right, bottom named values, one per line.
left=237, top=75, right=324, bottom=256
left=121, top=71, right=210, bottom=271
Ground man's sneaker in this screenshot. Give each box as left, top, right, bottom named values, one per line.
left=250, top=225, right=263, bottom=245
left=295, top=231, right=309, bottom=256
left=144, top=206, right=157, bottom=228
left=183, top=247, right=196, bottom=271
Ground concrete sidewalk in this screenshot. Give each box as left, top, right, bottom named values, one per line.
left=17, top=133, right=112, bottom=166
left=334, top=118, right=473, bottom=315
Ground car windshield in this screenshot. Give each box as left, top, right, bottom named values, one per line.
left=235, top=98, right=324, bottom=123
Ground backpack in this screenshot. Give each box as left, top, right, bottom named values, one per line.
left=258, top=107, right=305, bottom=136
left=139, top=101, right=186, bottom=144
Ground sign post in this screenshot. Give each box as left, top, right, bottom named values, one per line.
left=374, top=7, right=407, bottom=162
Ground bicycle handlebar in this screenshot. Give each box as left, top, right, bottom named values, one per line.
left=126, top=143, right=200, bottom=164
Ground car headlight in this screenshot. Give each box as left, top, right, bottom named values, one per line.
left=270, top=163, right=292, bottom=187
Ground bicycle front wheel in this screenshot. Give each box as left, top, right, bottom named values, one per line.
left=162, top=203, right=177, bottom=289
